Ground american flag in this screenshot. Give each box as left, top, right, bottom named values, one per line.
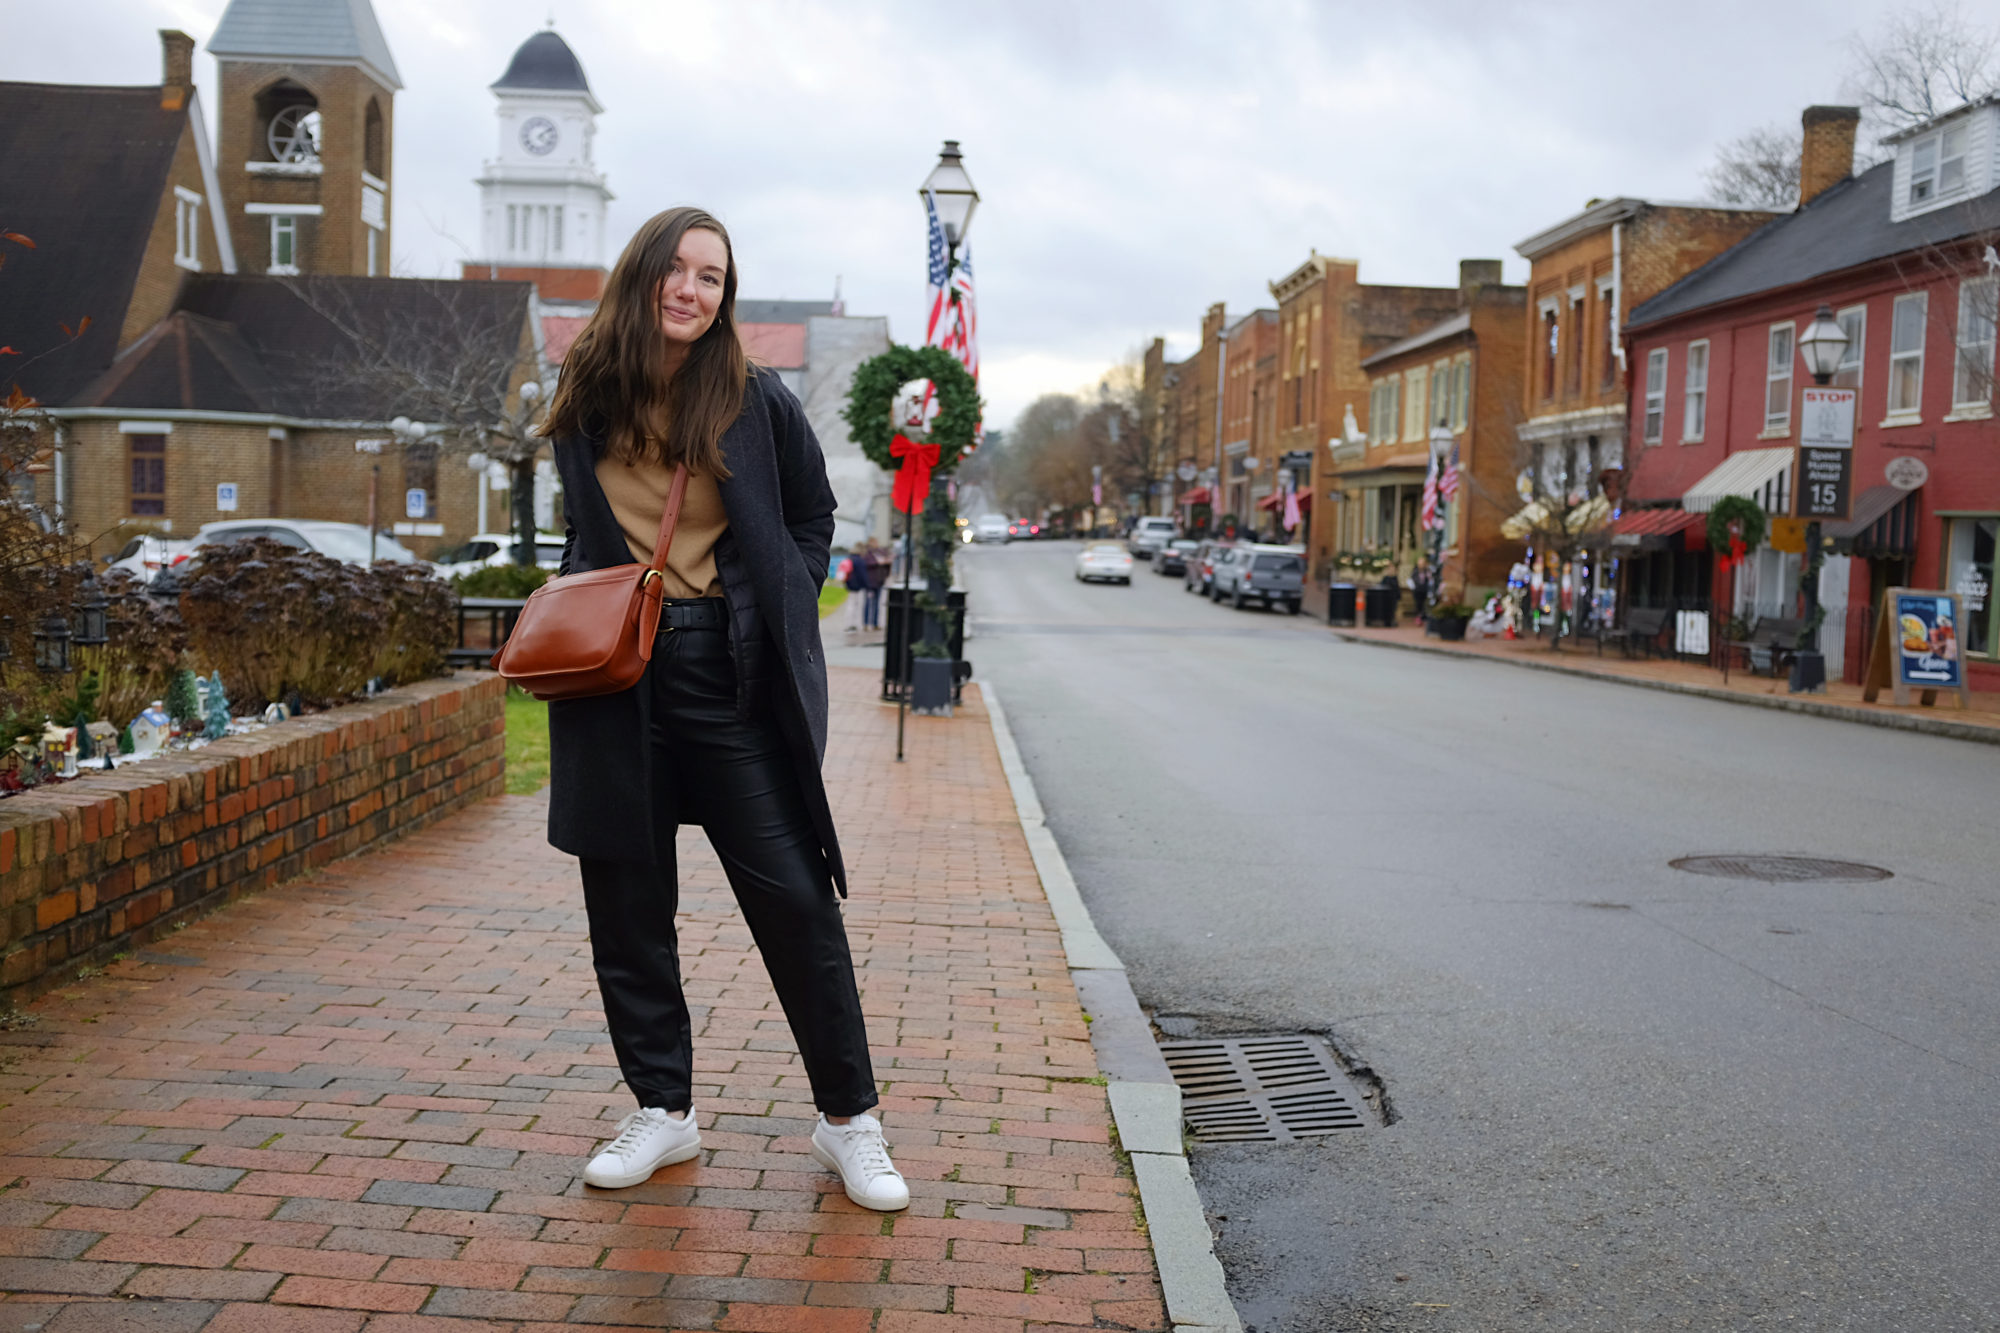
left=923, top=190, right=951, bottom=349
left=945, top=239, right=978, bottom=382
left=1438, top=442, right=1461, bottom=503
left=1419, top=450, right=1440, bottom=531
left=919, top=191, right=980, bottom=435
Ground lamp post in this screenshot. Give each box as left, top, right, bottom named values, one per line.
left=1791, top=304, right=1850, bottom=693
left=1426, top=421, right=1454, bottom=614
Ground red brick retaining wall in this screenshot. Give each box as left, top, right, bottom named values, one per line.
left=0, top=672, right=505, bottom=1008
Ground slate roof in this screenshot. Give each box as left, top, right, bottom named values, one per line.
left=1629, top=161, right=2000, bottom=329
left=735, top=299, right=837, bottom=324
left=0, top=83, right=189, bottom=408
left=74, top=274, right=535, bottom=422
left=493, top=30, right=592, bottom=94
left=208, top=0, right=402, bottom=90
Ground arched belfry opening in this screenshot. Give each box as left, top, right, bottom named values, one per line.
left=254, top=78, right=320, bottom=165
left=363, top=98, right=385, bottom=178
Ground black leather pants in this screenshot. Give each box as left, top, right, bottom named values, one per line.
left=578, top=609, right=878, bottom=1117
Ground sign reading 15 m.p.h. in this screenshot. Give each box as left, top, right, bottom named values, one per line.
left=1796, top=387, right=1854, bottom=521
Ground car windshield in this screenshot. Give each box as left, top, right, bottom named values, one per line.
left=978, top=514, right=1008, bottom=525
left=1086, top=544, right=1125, bottom=555
left=301, top=526, right=418, bottom=564
left=1253, top=554, right=1303, bottom=572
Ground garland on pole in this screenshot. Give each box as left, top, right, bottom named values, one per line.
left=842, top=343, right=982, bottom=483
left=1705, top=495, right=1766, bottom=571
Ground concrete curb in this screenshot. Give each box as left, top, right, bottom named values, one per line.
left=1329, top=629, right=2000, bottom=747
left=982, top=685, right=1242, bottom=1333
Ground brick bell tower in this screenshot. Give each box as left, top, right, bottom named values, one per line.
left=208, top=0, right=403, bottom=277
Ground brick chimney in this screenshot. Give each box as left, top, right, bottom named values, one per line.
left=1799, top=105, right=1860, bottom=208
left=159, top=30, right=194, bottom=111
left=1459, top=258, right=1504, bottom=297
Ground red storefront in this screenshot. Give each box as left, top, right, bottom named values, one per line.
left=1622, top=101, right=2000, bottom=689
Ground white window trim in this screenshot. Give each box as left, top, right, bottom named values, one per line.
left=1833, top=303, right=1866, bottom=393
left=1885, top=291, right=1928, bottom=423
left=172, top=186, right=202, bottom=272
left=1642, top=347, right=1667, bottom=444
left=1950, top=274, right=1996, bottom=412
left=117, top=421, right=174, bottom=434
left=1762, top=321, right=1796, bottom=437
left=1682, top=339, right=1709, bottom=442
left=268, top=213, right=298, bottom=275
left=244, top=202, right=324, bottom=216
left=361, top=170, right=389, bottom=192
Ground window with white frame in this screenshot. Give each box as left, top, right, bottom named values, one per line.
left=1683, top=340, right=1709, bottom=441
left=1911, top=123, right=1969, bottom=206
left=1642, top=347, right=1667, bottom=443
left=1370, top=376, right=1399, bottom=444
left=1953, top=275, right=1996, bottom=409
left=1429, top=358, right=1452, bottom=431
left=1889, top=291, right=1927, bottom=416
left=1402, top=364, right=1428, bottom=442
left=1833, top=305, right=1865, bottom=390
left=1765, top=323, right=1795, bottom=431
left=1449, top=357, right=1471, bottom=431
left=366, top=226, right=380, bottom=277
left=173, top=188, right=202, bottom=271
left=269, top=214, right=297, bottom=274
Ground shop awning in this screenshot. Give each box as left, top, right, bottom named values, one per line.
left=1827, top=484, right=1920, bottom=556
left=1610, top=508, right=1703, bottom=548
left=1256, top=491, right=1314, bottom=512
left=1179, top=486, right=1212, bottom=506
left=1682, top=447, right=1794, bottom=515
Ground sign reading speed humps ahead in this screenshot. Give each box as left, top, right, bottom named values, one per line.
left=1797, top=387, right=1855, bottom=521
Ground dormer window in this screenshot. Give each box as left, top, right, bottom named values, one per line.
left=1911, top=123, right=1968, bottom=205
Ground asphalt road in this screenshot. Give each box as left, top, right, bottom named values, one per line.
left=957, top=539, right=2000, bottom=1333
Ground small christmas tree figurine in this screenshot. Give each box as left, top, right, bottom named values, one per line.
left=203, top=672, right=231, bottom=740
left=73, top=712, right=94, bottom=761
left=165, top=668, right=202, bottom=738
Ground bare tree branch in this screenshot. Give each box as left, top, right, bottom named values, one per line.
left=1843, top=0, right=2000, bottom=134
left=1703, top=123, right=1801, bottom=209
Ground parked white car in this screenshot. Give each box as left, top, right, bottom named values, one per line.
left=430, top=531, right=567, bottom=582
left=193, top=519, right=421, bottom=566
left=1074, top=542, right=1134, bottom=585
left=971, top=513, right=1011, bottom=544
left=103, top=534, right=196, bottom=584
left=1126, top=515, right=1179, bottom=560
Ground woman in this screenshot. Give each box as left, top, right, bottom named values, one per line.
left=539, top=206, right=907, bottom=1212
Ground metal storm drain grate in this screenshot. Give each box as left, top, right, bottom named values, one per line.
left=1671, top=855, right=1892, bottom=883
left=1158, top=1034, right=1372, bottom=1143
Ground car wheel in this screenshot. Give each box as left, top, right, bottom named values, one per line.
left=1232, top=588, right=1246, bottom=609
left=1286, top=599, right=1302, bottom=615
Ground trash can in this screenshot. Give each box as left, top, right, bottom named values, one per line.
left=1327, top=583, right=1358, bottom=626
left=1363, top=585, right=1398, bottom=628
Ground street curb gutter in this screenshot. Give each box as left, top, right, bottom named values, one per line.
left=1330, top=630, right=2000, bottom=747
left=982, top=685, right=1243, bottom=1333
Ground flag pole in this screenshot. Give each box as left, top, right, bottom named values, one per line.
left=896, top=506, right=912, bottom=762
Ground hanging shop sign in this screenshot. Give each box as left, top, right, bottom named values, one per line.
left=1861, top=587, right=1971, bottom=709
left=1796, top=387, right=1855, bottom=521
left=1884, top=455, right=1929, bottom=490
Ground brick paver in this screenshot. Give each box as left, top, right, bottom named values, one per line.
left=0, top=671, right=1165, bottom=1332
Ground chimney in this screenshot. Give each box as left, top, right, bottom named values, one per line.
left=159, top=29, right=194, bottom=111
left=1799, top=105, right=1860, bottom=208
left=1459, top=258, right=1503, bottom=297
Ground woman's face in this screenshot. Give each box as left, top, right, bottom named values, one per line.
left=657, top=227, right=729, bottom=347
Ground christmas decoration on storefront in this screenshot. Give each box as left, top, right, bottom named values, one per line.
left=1706, top=495, right=1766, bottom=572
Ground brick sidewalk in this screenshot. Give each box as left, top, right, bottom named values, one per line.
left=1337, top=621, right=2000, bottom=735
left=0, top=671, right=1165, bottom=1332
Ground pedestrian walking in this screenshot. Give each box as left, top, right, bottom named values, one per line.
left=862, top=540, right=889, bottom=630
left=540, top=206, right=907, bottom=1211
left=842, top=542, right=871, bottom=634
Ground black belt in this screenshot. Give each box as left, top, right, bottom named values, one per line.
left=658, top=597, right=726, bottom=632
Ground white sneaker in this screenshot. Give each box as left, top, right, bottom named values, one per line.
left=810, top=1113, right=910, bottom=1212
left=583, top=1107, right=701, bottom=1188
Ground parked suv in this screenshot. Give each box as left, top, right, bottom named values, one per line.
left=1126, top=515, right=1178, bottom=560
left=1209, top=543, right=1306, bottom=614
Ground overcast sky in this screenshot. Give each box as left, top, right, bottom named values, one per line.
left=8, top=0, right=1915, bottom=431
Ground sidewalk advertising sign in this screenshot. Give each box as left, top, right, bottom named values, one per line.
left=1862, top=587, right=1971, bottom=709
left=1796, top=387, right=1855, bottom=521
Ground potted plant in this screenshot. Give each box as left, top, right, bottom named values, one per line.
left=909, top=639, right=955, bottom=715
left=1425, top=602, right=1475, bottom=642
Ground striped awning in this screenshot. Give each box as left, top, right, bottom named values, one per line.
left=1827, top=484, right=1920, bottom=556
left=1683, top=447, right=1794, bottom=515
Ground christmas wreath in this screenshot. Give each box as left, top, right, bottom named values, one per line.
left=1705, top=495, right=1766, bottom=570
left=841, top=343, right=981, bottom=482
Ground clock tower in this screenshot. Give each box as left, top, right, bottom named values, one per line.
left=467, top=27, right=613, bottom=301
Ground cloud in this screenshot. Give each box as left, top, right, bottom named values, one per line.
left=7, top=0, right=1891, bottom=431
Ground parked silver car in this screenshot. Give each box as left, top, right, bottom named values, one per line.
left=194, top=519, right=421, bottom=566
left=1126, top=516, right=1178, bottom=560
left=1184, top=539, right=1234, bottom=596
left=1209, top=543, right=1306, bottom=614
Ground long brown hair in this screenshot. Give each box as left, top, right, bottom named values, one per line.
left=542, top=206, right=747, bottom=475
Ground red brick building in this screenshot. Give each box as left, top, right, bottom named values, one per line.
left=1624, top=102, right=2000, bottom=688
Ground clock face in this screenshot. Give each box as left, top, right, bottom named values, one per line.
left=520, top=116, right=559, bottom=156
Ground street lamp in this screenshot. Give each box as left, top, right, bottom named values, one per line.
left=919, top=140, right=979, bottom=249
left=1791, top=305, right=1850, bottom=694
left=73, top=573, right=109, bottom=647
left=1426, top=421, right=1455, bottom=612
left=33, top=613, right=71, bottom=675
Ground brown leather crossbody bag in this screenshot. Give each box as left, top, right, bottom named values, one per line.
left=491, top=464, right=689, bottom=701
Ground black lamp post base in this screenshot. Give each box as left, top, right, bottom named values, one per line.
left=1788, top=650, right=1826, bottom=694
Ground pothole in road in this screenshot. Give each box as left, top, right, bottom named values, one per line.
left=1670, top=854, right=1893, bottom=883
left=1157, top=1031, right=1385, bottom=1142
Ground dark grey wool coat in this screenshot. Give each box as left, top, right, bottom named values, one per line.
left=545, top=366, right=846, bottom=894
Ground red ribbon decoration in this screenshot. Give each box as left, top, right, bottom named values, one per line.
left=890, top=433, right=940, bottom=514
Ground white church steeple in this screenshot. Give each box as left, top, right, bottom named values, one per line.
left=473, top=27, right=612, bottom=279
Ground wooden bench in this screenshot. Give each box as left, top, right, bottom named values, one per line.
left=1597, top=606, right=1670, bottom=658
left=1723, top=616, right=1804, bottom=677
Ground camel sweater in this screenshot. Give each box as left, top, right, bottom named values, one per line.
left=593, top=447, right=726, bottom=598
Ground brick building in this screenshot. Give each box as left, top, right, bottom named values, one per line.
left=1266, top=253, right=1460, bottom=581
left=1344, top=261, right=1526, bottom=595
left=1215, top=309, right=1280, bottom=524
left=1623, top=102, right=2000, bottom=688
left=1510, top=194, right=1777, bottom=613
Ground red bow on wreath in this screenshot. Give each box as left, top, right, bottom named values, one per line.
left=1718, top=535, right=1749, bottom=571
left=890, top=433, right=940, bottom=514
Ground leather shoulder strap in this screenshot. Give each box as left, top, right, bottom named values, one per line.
left=649, top=464, right=690, bottom=575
